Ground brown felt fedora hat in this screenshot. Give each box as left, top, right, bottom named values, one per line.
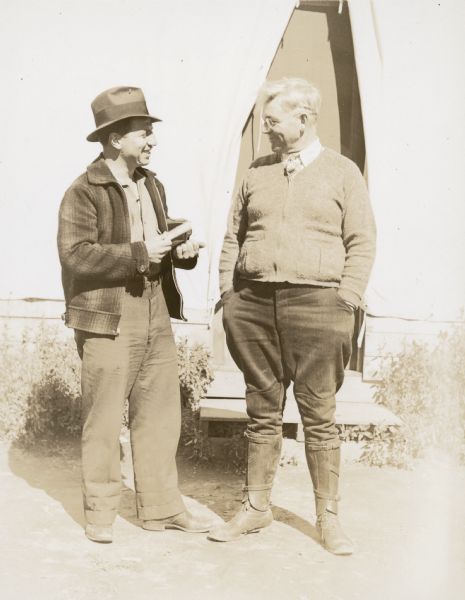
left=87, top=86, right=161, bottom=142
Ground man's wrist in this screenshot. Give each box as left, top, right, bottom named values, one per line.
left=132, top=241, right=150, bottom=274
left=220, top=288, right=235, bottom=303
left=344, top=300, right=357, bottom=311
left=337, top=288, right=359, bottom=309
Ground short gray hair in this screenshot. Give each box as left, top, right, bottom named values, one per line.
left=258, top=77, right=321, bottom=120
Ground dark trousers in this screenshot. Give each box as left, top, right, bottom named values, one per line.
left=222, top=282, right=354, bottom=449
left=74, top=282, right=185, bottom=525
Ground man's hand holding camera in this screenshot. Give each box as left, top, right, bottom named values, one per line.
left=174, top=239, right=206, bottom=259
left=145, top=234, right=173, bottom=263
left=145, top=233, right=205, bottom=263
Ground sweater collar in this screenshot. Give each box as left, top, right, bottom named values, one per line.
left=86, top=154, right=156, bottom=185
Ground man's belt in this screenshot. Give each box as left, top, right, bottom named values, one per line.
left=125, top=273, right=161, bottom=296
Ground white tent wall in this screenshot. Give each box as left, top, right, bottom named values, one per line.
left=349, top=0, right=465, bottom=322
left=0, top=0, right=295, bottom=323
left=348, top=0, right=465, bottom=376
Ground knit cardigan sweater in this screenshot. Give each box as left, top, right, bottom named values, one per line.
left=219, top=148, right=376, bottom=307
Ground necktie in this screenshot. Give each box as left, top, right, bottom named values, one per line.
left=284, top=153, right=303, bottom=177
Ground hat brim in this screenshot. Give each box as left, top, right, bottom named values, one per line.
left=86, top=114, right=161, bottom=142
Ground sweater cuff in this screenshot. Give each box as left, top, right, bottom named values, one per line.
left=130, top=241, right=150, bottom=275
left=337, top=287, right=361, bottom=308
left=219, top=272, right=235, bottom=296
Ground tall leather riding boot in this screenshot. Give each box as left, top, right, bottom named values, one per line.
left=305, top=446, right=354, bottom=555
left=208, top=434, right=282, bottom=542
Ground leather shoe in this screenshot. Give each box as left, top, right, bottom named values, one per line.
left=85, top=524, right=113, bottom=543
left=317, top=511, right=354, bottom=555
left=142, top=510, right=212, bottom=533
left=207, top=501, right=273, bottom=542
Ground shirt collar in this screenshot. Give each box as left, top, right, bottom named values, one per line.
left=282, top=137, right=323, bottom=168
left=107, top=163, right=146, bottom=187
left=299, top=137, right=323, bottom=166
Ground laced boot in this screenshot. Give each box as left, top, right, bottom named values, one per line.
left=306, top=446, right=354, bottom=555
left=208, top=433, right=282, bottom=542
left=316, top=509, right=354, bottom=555
left=207, top=495, right=273, bottom=542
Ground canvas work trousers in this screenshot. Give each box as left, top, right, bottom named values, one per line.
left=222, top=281, right=354, bottom=449
left=74, top=280, right=185, bottom=525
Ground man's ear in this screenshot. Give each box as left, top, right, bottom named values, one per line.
left=109, top=132, right=122, bottom=150
left=299, top=113, right=307, bottom=133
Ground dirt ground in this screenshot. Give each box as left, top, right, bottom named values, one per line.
left=1, top=438, right=464, bottom=600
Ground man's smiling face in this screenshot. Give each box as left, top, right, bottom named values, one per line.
left=262, top=97, right=304, bottom=154
left=118, top=117, right=156, bottom=166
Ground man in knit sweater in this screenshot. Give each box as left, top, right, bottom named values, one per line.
left=208, top=78, right=376, bottom=555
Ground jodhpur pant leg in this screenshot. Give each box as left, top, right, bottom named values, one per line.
left=276, top=286, right=354, bottom=449
left=222, top=282, right=286, bottom=442
left=222, top=283, right=353, bottom=448
left=75, top=284, right=184, bottom=525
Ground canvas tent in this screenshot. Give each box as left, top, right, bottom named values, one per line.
left=1, top=0, right=464, bottom=375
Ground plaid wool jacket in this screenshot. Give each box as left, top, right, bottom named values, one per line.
left=57, top=155, right=196, bottom=335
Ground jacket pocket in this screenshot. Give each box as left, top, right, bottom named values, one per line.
left=237, top=231, right=267, bottom=276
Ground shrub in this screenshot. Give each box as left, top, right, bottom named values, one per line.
left=176, top=337, right=214, bottom=457
left=0, top=325, right=214, bottom=449
left=360, top=323, right=465, bottom=468
left=0, top=323, right=81, bottom=444
left=176, top=337, right=214, bottom=411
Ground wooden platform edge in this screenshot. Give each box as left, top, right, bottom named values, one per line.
left=200, top=397, right=401, bottom=429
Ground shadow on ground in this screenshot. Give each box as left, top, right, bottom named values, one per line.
left=7, top=439, right=147, bottom=531
left=4, top=438, right=465, bottom=600
left=7, top=437, right=317, bottom=541
left=272, top=505, right=320, bottom=542
left=8, top=439, right=86, bottom=528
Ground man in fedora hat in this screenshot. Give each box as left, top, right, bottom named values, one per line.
left=58, top=86, right=211, bottom=543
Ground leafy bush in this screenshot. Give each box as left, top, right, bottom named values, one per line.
left=0, top=323, right=81, bottom=444
left=360, top=323, right=465, bottom=468
left=176, top=337, right=214, bottom=457
left=0, top=325, right=214, bottom=448
left=176, top=337, right=214, bottom=411
left=338, top=423, right=407, bottom=468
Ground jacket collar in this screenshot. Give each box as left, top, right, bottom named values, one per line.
left=86, top=154, right=157, bottom=185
